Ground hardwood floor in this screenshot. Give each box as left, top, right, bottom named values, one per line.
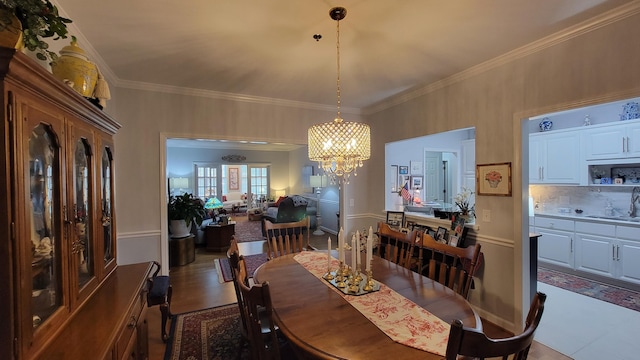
left=147, top=217, right=570, bottom=359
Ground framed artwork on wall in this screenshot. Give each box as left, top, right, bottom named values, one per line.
left=411, top=176, right=423, bottom=189
left=476, top=162, right=512, bottom=196
left=398, top=166, right=409, bottom=175
left=229, top=167, right=239, bottom=190
left=390, top=165, right=398, bottom=192
left=410, top=161, right=423, bottom=175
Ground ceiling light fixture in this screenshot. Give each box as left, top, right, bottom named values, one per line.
left=308, top=7, right=370, bottom=185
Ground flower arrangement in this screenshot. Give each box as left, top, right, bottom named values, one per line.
left=454, top=187, right=474, bottom=216
left=485, top=170, right=503, bottom=188
left=0, top=0, right=72, bottom=61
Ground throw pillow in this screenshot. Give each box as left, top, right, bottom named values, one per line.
left=275, top=196, right=287, bottom=207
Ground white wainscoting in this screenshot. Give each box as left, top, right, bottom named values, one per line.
left=117, top=230, right=163, bottom=265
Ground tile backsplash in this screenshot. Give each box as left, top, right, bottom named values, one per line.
left=530, top=185, right=640, bottom=217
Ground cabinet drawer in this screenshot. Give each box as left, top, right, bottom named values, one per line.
left=116, top=298, right=143, bottom=360
left=617, top=225, right=640, bottom=240
left=575, top=221, right=615, bottom=237
left=535, top=217, right=574, bottom=231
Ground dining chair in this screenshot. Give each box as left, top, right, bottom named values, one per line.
left=264, top=216, right=311, bottom=259
left=416, top=232, right=481, bottom=299
left=237, top=256, right=282, bottom=360
left=445, top=292, right=547, bottom=360
left=227, top=236, right=249, bottom=339
left=376, top=222, right=417, bottom=269
left=146, top=261, right=172, bottom=342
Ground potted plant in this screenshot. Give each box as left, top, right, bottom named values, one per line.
left=168, top=193, right=205, bottom=238
left=0, top=0, right=72, bottom=61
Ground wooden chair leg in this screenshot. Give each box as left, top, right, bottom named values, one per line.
left=160, top=285, right=173, bottom=343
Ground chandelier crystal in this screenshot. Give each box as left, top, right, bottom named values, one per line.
left=308, top=7, right=370, bottom=185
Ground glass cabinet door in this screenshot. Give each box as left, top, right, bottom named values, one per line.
left=28, top=123, right=62, bottom=330
left=100, top=141, right=116, bottom=274
left=69, top=130, right=99, bottom=306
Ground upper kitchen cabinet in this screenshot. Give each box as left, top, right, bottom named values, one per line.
left=582, top=119, right=640, bottom=160
left=529, top=130, right=580, bottom=184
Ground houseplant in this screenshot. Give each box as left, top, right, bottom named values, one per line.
left=0, top=0, right=72, bottom=61
left=168, top=193, right=205, bottom=238
left=453, top=187, right=475, bottom=220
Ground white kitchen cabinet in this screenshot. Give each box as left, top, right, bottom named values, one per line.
left=535, top=217, right=575, bottom=269
left=575, top=233, right=616, bottom=278
left=616, top=225, right=640, bottom=285
left=583, top=120, right=640, bottom=160
left=529, top=131, right=580, bottom=184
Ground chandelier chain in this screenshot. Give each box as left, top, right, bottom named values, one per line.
left=336, top=17, right=341, bottom=121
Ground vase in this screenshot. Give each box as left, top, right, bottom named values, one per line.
left=0, top=7, right=23, bottom=50
left=51, top=38, right=98, bottom=97
left=170, top=219, right=192, bottom=238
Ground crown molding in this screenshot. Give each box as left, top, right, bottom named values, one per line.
left=362, top=1, right=640, bottom=116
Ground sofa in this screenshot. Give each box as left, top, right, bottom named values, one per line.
left=222, top=192, right=246, bottom=212
left=262, top=195, right=309, bottom=235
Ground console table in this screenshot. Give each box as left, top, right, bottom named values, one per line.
left=205, top=223, right=236, bottom=252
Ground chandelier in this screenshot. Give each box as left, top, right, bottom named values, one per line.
left=308, top=7, right=370, bottom=185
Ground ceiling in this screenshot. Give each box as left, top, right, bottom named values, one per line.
left=54, top=0, right=633, bottom=151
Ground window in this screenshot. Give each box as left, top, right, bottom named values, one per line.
left=250, top=166, right=269, bottom=202
left=195, top=165, right=217, bottom=200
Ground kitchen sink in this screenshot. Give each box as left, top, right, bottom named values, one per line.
left=585, top=215, right=640, bottom=222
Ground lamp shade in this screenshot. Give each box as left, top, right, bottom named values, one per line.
left=275, top=190, right=286, bottom=198
left=309, top=175, right=328, bottom=188
left=308, top=118, right=370, bottom=178
left=204, top=197, right=223, bottom=209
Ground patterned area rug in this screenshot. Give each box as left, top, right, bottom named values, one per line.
left=214, top=253, right=269, bottom=283
left=234, top=220, right=263, bottom=243
left=538, top=267, right=640, bottom=312
left=164, top=304, right=250, bottom=360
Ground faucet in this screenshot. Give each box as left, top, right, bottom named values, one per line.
left=630, top=187, right=640, bottom=218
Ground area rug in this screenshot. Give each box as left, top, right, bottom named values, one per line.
left=538, top=267, right=640, bottom=312
left=164, top=304, right=250, bottom=360
left=233, top=220, right=263, bottom=243
left=214, top=253, right=269, bottom=283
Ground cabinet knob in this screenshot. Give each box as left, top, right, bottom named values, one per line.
left=128, top=316, right=136, bottom=328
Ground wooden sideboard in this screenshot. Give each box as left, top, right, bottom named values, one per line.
left=0, top=48, right=151, bottom=359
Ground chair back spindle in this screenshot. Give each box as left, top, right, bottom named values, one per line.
left=264, top=217, right=311, bottom=259
left=376, top=222, right=416, bottom=269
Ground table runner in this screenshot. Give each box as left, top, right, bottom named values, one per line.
left=293, top=251, right=450, bottom=356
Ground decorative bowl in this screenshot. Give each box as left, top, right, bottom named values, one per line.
left=539, top=118, right=553, bottom=132
left=620, top=102, right=640, bottom=121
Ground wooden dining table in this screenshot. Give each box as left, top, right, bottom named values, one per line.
left=253, top=251, right=481, bottom=360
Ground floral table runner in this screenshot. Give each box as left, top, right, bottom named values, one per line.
left=293, top=251, right=450, bottom=356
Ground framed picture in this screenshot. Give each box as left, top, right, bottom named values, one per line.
left=229, top=167, right=240, bottom=190
left=398, top=166, right=409, bottom=175
left=436, top=226, right=447, bottom=242
left=411, top=176, right=423, bottom=189
left=427, top=229, right=436, bottom=239
left=410, top=161, right=423, bottom=175
left=450, top=215, right=466, bottom=237
left=398, top=175, right=410, bottom=189
left=386, top=211, right=405, bottom=228
left=449, top=235, right=459, bottom=247
left=476, top=162, right=512, bottom=196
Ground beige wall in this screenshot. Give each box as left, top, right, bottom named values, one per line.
left=111, top=6, right=640, bottom=331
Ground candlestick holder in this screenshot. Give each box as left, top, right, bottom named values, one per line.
left=363, top=269, right=375, bottom=292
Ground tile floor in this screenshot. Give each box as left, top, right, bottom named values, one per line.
left=536, top=282, right=640, bottom=360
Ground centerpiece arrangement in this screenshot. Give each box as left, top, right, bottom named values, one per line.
left=454, top=186, right=475, bottom=220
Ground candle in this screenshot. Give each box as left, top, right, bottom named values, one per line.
left=338, top=228, right=344, bottom=263
left=327, top=237, right=331, bottom=270
left=351, top=235, right=356, bottom=270
left=366, top=227, right=373, bottom=272
left=356, top=231, right=361, bottom=267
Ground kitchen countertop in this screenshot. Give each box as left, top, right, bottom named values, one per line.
left=534, top=211, right=640, bottom=227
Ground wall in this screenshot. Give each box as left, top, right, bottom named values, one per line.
left=362, top=7, right=640, bottom=329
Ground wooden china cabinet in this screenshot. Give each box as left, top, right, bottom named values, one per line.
left=0, top=48, right=151, bottom=359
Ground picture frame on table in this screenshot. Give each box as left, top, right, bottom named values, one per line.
left=398, top=166, right=409, bottom=175
left=449, top=235, right=459, bottom=247
left=435, top=226, right=447, bottom=242
left=386, top=211, right=405, bottom=228
left=411, top=176, right=423, bottom=189
left=476, top=162, right=512, bottom=196
left=410, top=161, right=423, bottom=175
